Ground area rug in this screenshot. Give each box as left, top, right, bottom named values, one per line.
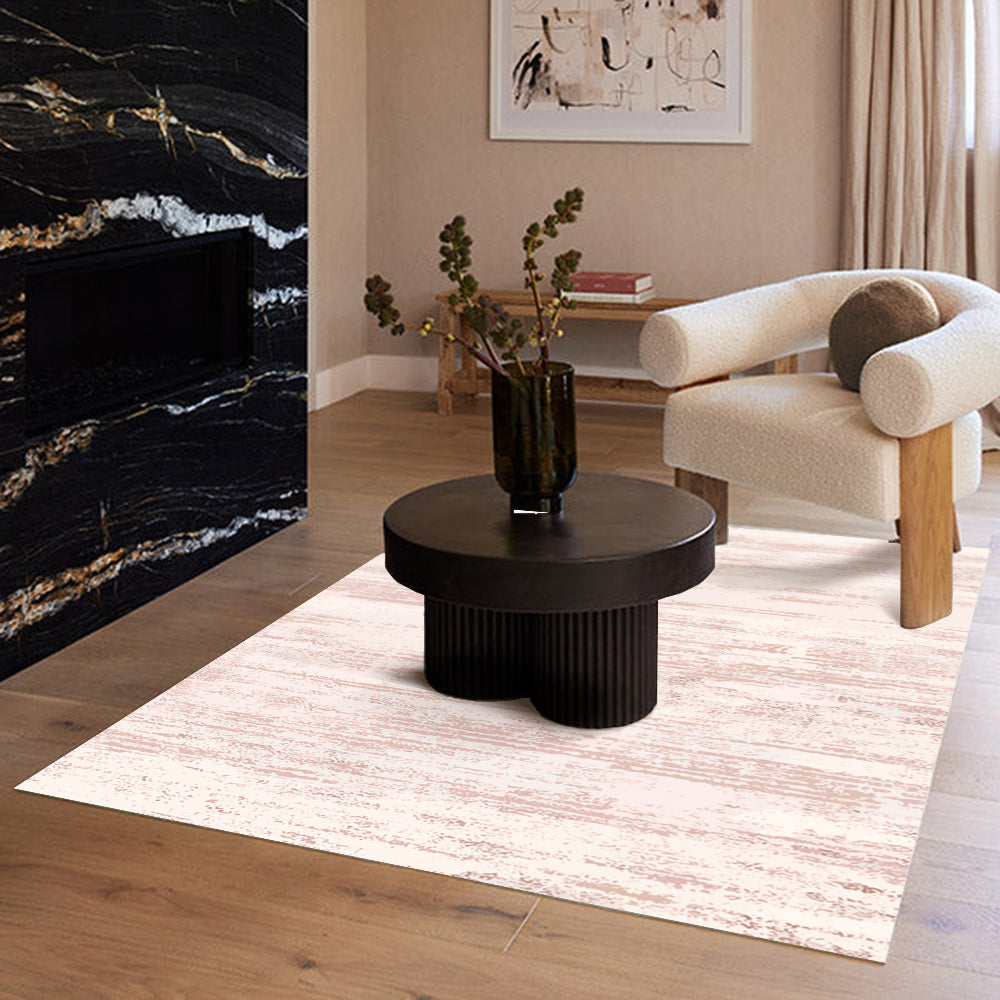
left=17, top=528, right=990, bottom=962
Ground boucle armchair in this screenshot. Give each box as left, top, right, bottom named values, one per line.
left=638, top=269, right=1000, bottom=628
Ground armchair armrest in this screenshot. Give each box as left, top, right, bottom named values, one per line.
left=639, top=279, right=830, bottom=387
left=860, top=305, right=1000, bottom=437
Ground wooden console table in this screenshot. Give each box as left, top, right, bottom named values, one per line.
left=435, top=289, right=696, bottom=415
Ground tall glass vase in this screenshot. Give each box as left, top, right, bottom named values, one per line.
left=491, top=362, right=577, bottom=514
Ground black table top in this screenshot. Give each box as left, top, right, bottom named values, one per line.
left=383, top=473, right=715, bottom=612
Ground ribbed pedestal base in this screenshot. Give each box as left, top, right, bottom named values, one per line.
left=424, top=600, right=531, bottom=700
left=423, top=598, right=658, bottom=728
left=531, top=604, right=657, bottom=728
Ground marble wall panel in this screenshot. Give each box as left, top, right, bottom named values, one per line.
left=0, top=0, right=308, bottom=679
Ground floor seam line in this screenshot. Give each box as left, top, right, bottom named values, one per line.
left=502, top=898, right=540, bottom=955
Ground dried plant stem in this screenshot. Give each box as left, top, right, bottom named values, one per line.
left=525, top=262, right=549, bottom=374
left=365, top=188, right=584, bottom=380
left=477, top=326, right=506, bottom=372
left=406, top=323, right=508, bottom=377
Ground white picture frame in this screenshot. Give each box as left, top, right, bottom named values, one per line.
left=490, top=0, right=752, bottom=144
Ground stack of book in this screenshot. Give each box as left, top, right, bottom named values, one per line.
left=566, top=271, right=655, bottom=304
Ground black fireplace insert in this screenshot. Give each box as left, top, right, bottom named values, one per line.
left=25, top=228, right=253, bottom=435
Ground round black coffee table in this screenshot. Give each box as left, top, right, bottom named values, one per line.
left=383, top=473, right=715, bottom=728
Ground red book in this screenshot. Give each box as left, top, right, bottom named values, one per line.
left=570, top=271, right=653, bottom=293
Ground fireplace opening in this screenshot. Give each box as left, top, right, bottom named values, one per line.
left=25, top=228, right=252, bottom=436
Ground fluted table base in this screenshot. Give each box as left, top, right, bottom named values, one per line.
left=425, top=598, right=658, bottom=728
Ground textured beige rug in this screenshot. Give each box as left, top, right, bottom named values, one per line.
left=17, top=528, right=989, bottom=962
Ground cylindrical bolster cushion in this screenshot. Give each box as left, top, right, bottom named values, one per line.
left=860, top=306, right=1000, bottom=437
left=639, top=281, right=828, bottom=387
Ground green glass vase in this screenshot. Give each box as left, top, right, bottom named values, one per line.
left=491, top=362, right=577, bottom=514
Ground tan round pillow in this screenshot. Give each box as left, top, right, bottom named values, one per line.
left=829, top=277, right=940, bottom=392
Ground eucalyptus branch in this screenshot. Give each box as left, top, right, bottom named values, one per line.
left=364, top=188, right=585, bottom=380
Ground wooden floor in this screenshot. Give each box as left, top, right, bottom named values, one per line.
left=3, top=390, right=999, bottom=1000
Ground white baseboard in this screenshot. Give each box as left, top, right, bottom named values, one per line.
left=574, top=363, right=652, bottom=382
left=312, top=355, right=372, bottom=410
left=312, top=355, right=438, bottom=410
left=368, top=354, right=439, bottom=392
left=312, top=355, right=673, bottom=412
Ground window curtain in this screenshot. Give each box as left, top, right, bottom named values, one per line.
left=972, top=0, right=1000, bottom=446
left=972, top=0, right=1000, bottom=288
left=842, top=0, right=1000, bottom=448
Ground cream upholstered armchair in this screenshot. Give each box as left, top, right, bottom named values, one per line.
left=638, top=269, right=1000, bottom=629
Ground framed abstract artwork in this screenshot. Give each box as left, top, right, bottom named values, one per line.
left=490, top=0, right=752, bottom=144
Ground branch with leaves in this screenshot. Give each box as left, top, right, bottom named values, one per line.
left=364, top=188, right=585, bottom=379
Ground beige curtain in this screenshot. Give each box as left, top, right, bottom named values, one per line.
left=972, top=0, right=1000, bottom=289
left=843, top=0, right=1000, bottom=447
left=842, top=0, right=967, bottom=272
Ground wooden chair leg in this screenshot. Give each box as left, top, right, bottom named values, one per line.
left=674, top=468, right=729, bottom=545
left=898, top=425, right=953, bottom=628
left=891, top=510, right=958, bottom=552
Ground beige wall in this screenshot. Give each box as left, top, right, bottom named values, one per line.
left=308, top=0, right=368, bottom=404
left=362, top=0, right=845, bottom=371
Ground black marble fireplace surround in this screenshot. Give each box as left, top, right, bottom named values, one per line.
left=0, top=1, right=308, bottom=679
left=26, top=229, right=254, bottom=433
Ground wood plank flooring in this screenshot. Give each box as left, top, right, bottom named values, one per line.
left=3, top=389, right=999, bottom=999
